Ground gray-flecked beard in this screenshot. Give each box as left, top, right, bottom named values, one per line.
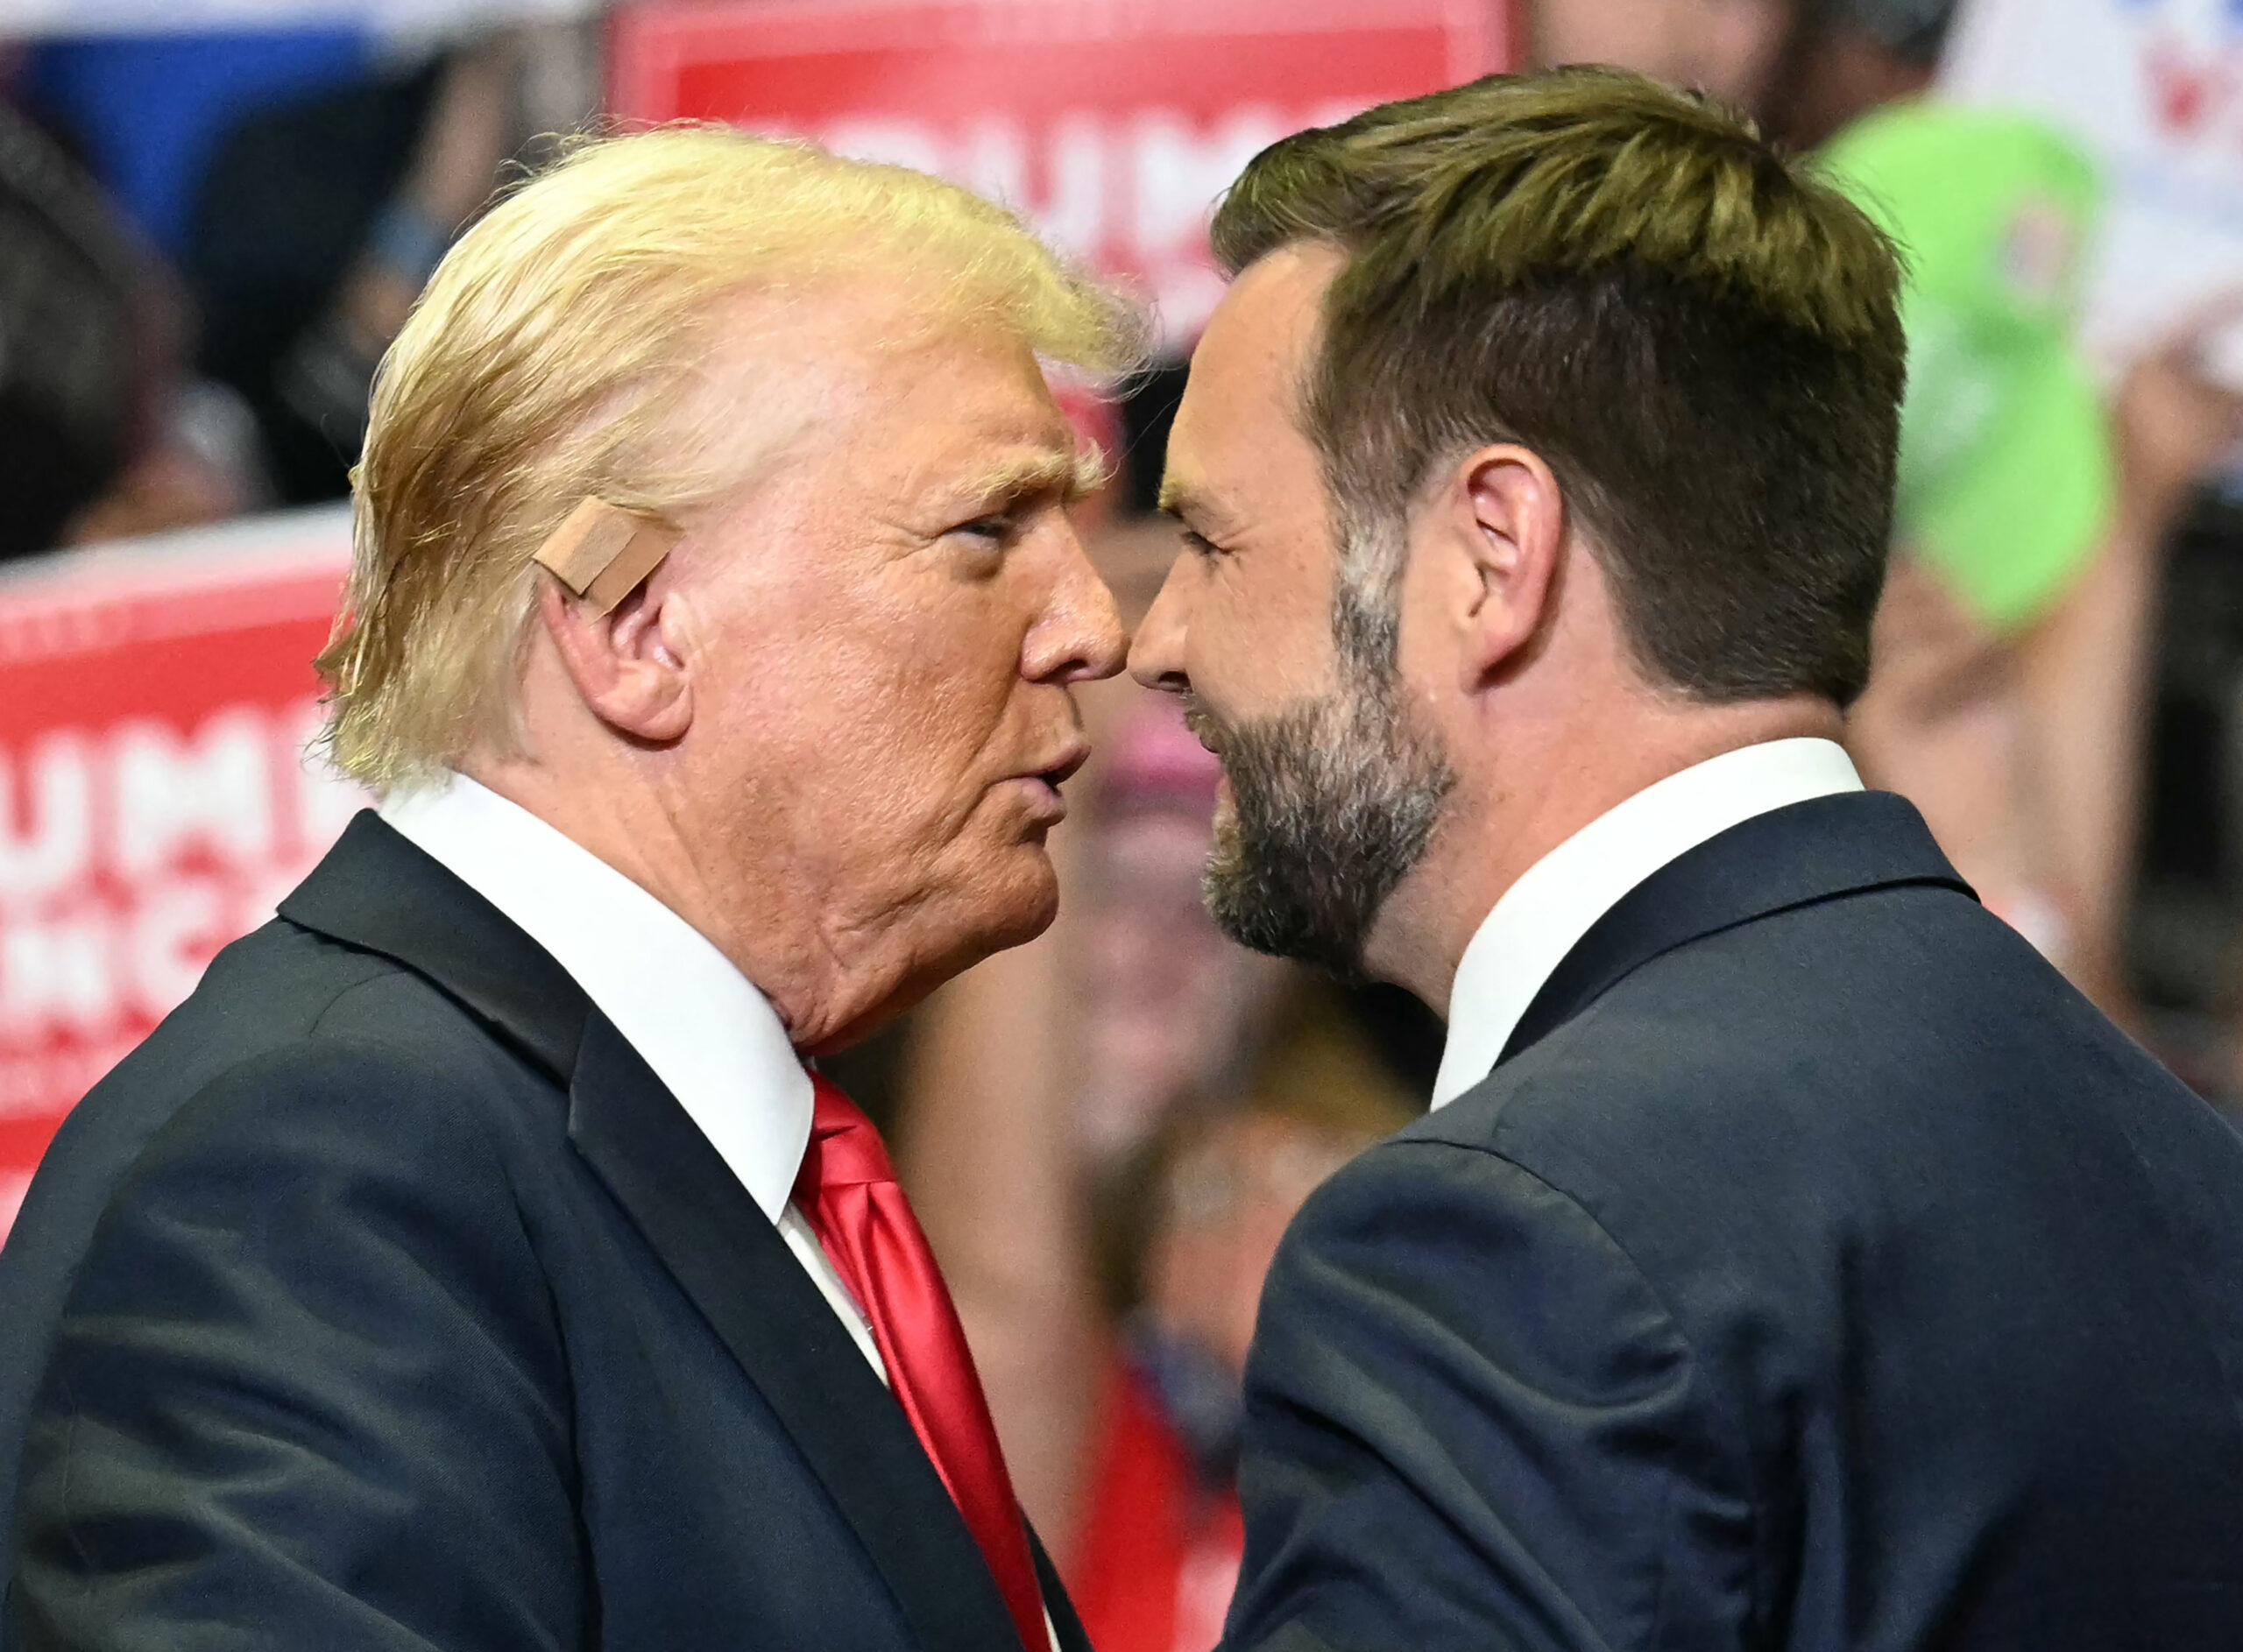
left=1184, top=657, right=1454, bottom=980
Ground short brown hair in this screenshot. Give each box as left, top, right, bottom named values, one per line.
left=319, top=126, right=1141, bottom=791
left=1210, top=67, right=1906, bottom=707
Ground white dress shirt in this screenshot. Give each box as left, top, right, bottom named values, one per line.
left=1432, top=738, right=1864, bottom=1109
left=380, top=774, right=886, bottom=1377
left=386, top=778, right=1064, bottom=1650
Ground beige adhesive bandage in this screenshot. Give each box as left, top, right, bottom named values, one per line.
left=532, top=497, right=679, bottom=618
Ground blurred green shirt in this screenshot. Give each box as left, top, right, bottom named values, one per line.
left=1822, top=101, right=2115, bottom=636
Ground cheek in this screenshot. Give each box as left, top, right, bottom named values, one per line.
left=1190, top=567, right=1336, bottom=716
left=1391, top=547, right=1461, bottom=699
left=761, top=587, right=1022, bottom=780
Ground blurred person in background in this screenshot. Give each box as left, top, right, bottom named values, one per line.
left=1530, top=0, right=1803, bottom=119
left=1542, top=0, right=2243, bottom=1033
left=18, top=24, right=373, bottom=259
left=1828, top=96, right=2243, bottom=1019
left=17, top=26, right=532, bottom=506
left=1071, top=698, right=1291, bottom=1164
left=0, top=105, right=247, bottom=562
left=1068, top=997, right=1413, bottom=1652
left=1777, top=0, right=1949, bottom=150
left=1525, top=0, right=1944, bottom=147
left=0, top=104, right=142, bottom=561
left=189, top=36, right=527, bottom=502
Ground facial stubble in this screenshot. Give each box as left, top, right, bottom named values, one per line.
left=1185, top=637, right=1454, bottom=979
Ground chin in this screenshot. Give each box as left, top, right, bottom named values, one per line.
left=973, top=848, right=1061, bottom=955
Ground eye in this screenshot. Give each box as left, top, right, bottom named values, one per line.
left=1181, top=528, right=1229, bottom=561
left=952, top=513, right=1022, bottom=546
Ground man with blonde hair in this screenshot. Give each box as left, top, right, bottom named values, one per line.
left=0, top=127, right=1136, bottom=1650
left=1131, top=69, right=2243, bottom=1650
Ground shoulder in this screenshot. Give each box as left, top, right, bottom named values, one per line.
left=93, top=914, right=560, bottom=1154
left=1263, top=1131, right=1691, bottom=1401
left=12, top=918, right=568, bottom=1324
left=1235, top=1131, right=1753, bottom=1652
left=33, top=1008, right=570, bottom=1406
left=1443, top=878, right=2085, bottom=1179
left=1410, top=874, right=2193, bottom=1352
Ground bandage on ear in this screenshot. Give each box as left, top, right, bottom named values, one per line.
left=532, top=497, right=679, bottom=618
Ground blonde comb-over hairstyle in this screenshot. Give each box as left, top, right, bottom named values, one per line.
left=318, top=124, right=1143, bottom=792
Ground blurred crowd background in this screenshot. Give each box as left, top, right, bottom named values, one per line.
left=8, top=2, right=2243, bottom=1648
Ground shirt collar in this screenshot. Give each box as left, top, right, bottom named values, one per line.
left=1430, top=737, right=1864, bottom=1109
left=379, top=774, right=811, bottom=1219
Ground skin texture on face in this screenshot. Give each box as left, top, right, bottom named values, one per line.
left=1132, top=246, right=1455, bottom=978
left=1532, top=0, right=1796, bottom=113
left=479, top=279, right=1125, bottom=1052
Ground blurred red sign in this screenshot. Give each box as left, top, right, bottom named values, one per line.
left=0, top=510, right=361, bottom=1239
left=609, top=0, right=1511, bottom=345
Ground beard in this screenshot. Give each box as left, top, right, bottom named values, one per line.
left=1184, top=658, right=1454, bottom=979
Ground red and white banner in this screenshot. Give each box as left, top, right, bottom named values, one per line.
left=610, top=0, right=1511, bottom=347
left=0, top=508, right=359, bottom=1240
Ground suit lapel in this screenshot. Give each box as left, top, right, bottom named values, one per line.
left=280, top=813, right=1028, bottom=1652
left=566, top=1013, right=1023, bottom=1652
left=1030, top=1525, right=1090, bottom=1652
left=279, top=810, right=590, bottom=1080
left=1498, top=791, right=1976, bottom=1068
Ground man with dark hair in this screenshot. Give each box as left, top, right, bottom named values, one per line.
left=1130, top=67, right=2243, bottom=1651
left=0, top=107, right=142, bottom=561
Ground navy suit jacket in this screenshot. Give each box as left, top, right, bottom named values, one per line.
left=1225, top=791, right=2243, bottom=1652
left=0, top=813, right=1084, bottom=1652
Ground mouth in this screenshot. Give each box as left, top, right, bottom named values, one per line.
left=1004, top=741, right=1090, bottom=824
left=1032, top=743, right=1091, bottom=791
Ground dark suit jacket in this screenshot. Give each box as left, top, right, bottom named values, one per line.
left=0, top=813, right=1084, bottom=1652
left=1225, top=791, right=2243, bottom=1652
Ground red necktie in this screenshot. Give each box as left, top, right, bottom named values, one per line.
left=792, top=1076, right=1046, bottom=1652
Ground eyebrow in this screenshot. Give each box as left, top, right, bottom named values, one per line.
left=955, top=447, right=1107, bottom=514
left=1157, top=475, right=1232, bottom=532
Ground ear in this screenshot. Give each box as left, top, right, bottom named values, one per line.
left=535, top=568, right=694, bottom=744
left=1436, top=443, right=1567, bottom=691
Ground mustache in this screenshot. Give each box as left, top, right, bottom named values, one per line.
left=1179, top=695, right=1231, bottom=761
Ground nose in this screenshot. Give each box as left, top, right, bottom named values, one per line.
left=1128, top=551, right=1192, bottom=695
left=1024, top=519, right=1127, bottom=685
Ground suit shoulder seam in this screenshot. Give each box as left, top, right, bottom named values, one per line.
left=1362, top=1132, right=1769, bottom=1641
left=302, top=957, right=432, bottom=1040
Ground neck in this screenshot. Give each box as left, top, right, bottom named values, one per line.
left=462, top=751, right=931, bottom=1055
left=1363, top=693, right=1843, bottom=1010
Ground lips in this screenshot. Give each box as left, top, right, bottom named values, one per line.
left=994, top=740, right=1088, bottom=828
left=1024, top=742, right=1090, bottom=791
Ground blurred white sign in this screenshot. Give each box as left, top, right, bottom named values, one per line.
left=0, top=0, right=591, bottom=37
left=1947, top=0, right=2243, bottom=375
